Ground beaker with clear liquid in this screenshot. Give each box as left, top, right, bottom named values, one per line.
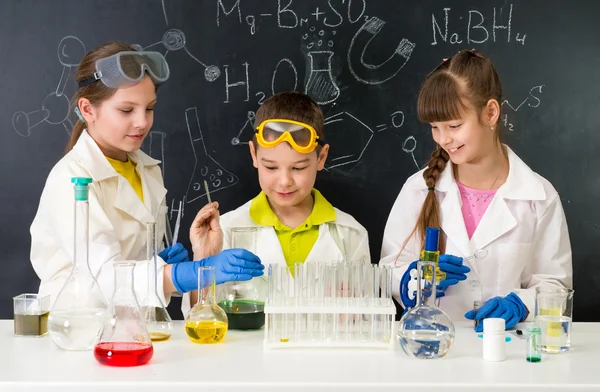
left=140, top=222, right=172, bottom=342
left=219, top=228, right=267, bottom=330
left=94, top=261, right=153, bottom=366
left=47, top=177, right=109, bottom=351
left=397, top=261, right=455, bottom=359
left=535, top=287, right=574, bottom=353
left=185, top=266, right=228, bottom=343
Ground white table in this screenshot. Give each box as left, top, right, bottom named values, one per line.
left=2, top=320, right=599, bottom=391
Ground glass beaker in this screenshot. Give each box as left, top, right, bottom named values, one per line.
left=219, top=227, right=267, bottom=330
left=397, top=261, right=455, bottom=359
left=48, top=177, right=109, bottom=351
left=185, top=266, right=228, bottom=343
left=534, top=287, right=574, bottom=353
left=94, top=261, right=153, bottom=367
left=526, top=326, right=542, bottom=363
left=13, top=293, right=50, bottom=337
left=140, top=222, right=172, bottom=342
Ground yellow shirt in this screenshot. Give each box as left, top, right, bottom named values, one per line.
left=249, top=189, right=336, bottom=274
left=106, top=156, right=144, bottom=202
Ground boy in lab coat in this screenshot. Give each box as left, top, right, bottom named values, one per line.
left=184, top=91, right=370, bottom=313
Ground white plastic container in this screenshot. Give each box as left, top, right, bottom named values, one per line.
left=483, top=318, right=506, bottom=361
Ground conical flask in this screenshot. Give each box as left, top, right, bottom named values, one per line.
left=397, top=261, right=455, bottom=359
left=47, top=177, right=109, bottom=351
left=94, top=261, right=153, bottom=367
left=185, top=266, right=228, bottom=344
left=219, top=227, right=267, bottom=330
left=305, top=51, right=340, bottom=105
left=140, top=222, right=172, bottom=342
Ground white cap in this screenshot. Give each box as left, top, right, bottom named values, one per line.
left=483, top=318, right=505, bottom=332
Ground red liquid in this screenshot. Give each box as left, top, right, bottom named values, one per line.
left=94, top=342, right=153, bottom=367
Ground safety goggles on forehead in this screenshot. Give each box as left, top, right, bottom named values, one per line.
left=78, top=51, right=170, bottom=89
left=255, top=119, right=324, bottom=154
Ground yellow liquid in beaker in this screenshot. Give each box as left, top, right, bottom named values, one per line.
left=149, top=331, right=171, bottom=342
left=540, top=308, right=562, bottom=336
left=185, top=321, right=228, bottom=344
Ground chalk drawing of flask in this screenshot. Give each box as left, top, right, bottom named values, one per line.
left=305, top=51, right=340, bottom=105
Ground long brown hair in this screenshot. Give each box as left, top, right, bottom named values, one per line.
left=407, top=49, right=503, bottom=252
left=65, top=41, right=137, bottom=153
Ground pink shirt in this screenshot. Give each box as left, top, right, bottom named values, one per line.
left=457, top=182, right=497, bottom=239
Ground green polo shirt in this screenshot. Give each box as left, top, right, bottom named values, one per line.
left=249, top=189, right=336, bottom=275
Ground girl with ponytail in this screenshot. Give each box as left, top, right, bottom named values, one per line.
left=380, top=50, right=572, bottom=332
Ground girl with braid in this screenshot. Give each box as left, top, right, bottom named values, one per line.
left=379, top=50, right=572, bottom=331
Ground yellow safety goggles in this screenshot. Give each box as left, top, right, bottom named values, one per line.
left=255, top=119, right=323, bottom=154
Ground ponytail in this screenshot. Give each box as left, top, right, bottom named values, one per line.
left=64, top=41, right=138, bottom=155
left=400, top=146, right=450, bottom=256
left=65, top=118, right=85, bottom=154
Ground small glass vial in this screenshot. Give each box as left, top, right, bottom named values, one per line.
left=526, top=326, right=542, bottom=363
left=473, top=300, right=484, bottom=330
left=483, top=318, right=506, bottom=361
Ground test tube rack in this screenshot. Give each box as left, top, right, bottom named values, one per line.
left=264, top=263, right=396, bottom=349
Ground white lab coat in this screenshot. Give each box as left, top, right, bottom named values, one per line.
left=181, top=198, right=371, bottom=314
left=30, top=130, right=170, bottom=307
left=380, top=146, right=572, bottom=321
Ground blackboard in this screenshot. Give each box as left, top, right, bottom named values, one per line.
left=1, top=0, right=598, bottom=321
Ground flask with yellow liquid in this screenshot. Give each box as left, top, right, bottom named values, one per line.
left=185, top=266, right=228, bottom=344
left=421, top=227, right=446, bottom=282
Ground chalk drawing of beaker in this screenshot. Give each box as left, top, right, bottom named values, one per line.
left=305, top=51, right=340, bottom=105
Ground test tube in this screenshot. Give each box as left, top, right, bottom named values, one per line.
left=305, top=263, right=314, bottom=341
left=339, top=264, right=348, bottom=341
left=267, top=264, right=276, bottom=343
left=371, top=265, right=380, bottom=342
left=362, top=264, right=374, bottom=341
left=317, top=263, right=326, bottom=341
left=294, top=262, right=302, bottom=342
left=351, top=264, right=359, bottom=341
left=331, top=263, right=339, bottom=341
left=280, top=265, right=290, bottom=343
left=381, top=266, right=393, bottom=343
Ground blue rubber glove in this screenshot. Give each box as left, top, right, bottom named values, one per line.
left=464, top=292, right=528, bottom=332
left=171, top=248, right=264, bottom=293
left=158, top=243, right=189, bottom=264
left=400, top=261, right=418, bottom=311
left=437, top=254, right=470, bottom=291
left=401, top=254, right=470, bottom=311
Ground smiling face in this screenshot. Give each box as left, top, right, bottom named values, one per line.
left=79, top=75, right=156, bottom=161
left=250, top=141, right=329, bottom=209
left=429, top=103, right=498, bottom=165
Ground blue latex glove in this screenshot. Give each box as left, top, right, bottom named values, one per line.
left=437, top=254, right=470, bottom=291
left=464, top=292, right=528, bottom=332
left=158, top=243, right=189, bottom=264
left=400, top=261, right=418, bottom=311
left=171, top=248, right=264, bottom=293
left=400, top=254, right=470, bottom=311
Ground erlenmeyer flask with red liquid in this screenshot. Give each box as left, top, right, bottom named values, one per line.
left=94, top=261, right=153, bottom=367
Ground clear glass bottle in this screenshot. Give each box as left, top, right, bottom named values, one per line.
left=397, top=261, right=455, bottom=359
left=140, top=222, right=172, bottom=342
left=47, top=177, right=109, bottom=351
left=94, top=261, right=153, bottom=367
left=185, top=266, right=228, bottom=344
left=219, top=228, right=267, bottom=330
